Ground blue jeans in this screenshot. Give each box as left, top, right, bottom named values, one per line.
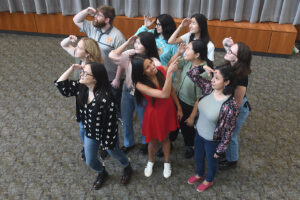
left=194, top=132, right=219, bottom=182
left=226, top=97, right=249, bottom=162
left=121, top=85, right=146, bottom=147
left=78, top=121, right=85, bottom=143
left=84, top=135, right=129, bottom=173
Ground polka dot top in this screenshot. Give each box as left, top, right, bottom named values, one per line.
left=55, top=80, right=118, bottom=150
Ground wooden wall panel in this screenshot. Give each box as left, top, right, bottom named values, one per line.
left=268, top=23, right=297, bottom=54
left=0, top=12, right=37, bottom=32
left=207, top=21, right=272, bottom=53
left=34, top=13, right=86, bottom=36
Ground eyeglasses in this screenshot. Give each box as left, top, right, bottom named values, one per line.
left=227, top=48, right=237, bottom=57
left=155, top=23, right=162, bottom=27
left=94, top=12, right=105, bottom=18
left=80, top=70, right=93, bottom=77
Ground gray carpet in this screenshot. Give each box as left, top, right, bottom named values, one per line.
left=0, top=32, right=299, bottom=199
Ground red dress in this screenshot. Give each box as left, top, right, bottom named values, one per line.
left=142, top=66, right=179, bottom=143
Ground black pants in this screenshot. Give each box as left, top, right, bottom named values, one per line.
left=169, top=99, right=195, bottom=146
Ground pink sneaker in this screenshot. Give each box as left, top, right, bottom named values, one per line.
left=187, top=175, right=204, bottom=184
left=197, top=181, right=213, bottom=192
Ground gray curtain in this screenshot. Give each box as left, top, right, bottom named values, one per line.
left=0, top=0, right=299, bottom=25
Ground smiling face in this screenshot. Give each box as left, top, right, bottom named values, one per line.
left=143, top=58, right=157, bottom=77
left=224, top=43, right=238, bottom=64
left=79, top=64, right=96, bottom=86
left=189, top=17, right=200, bottom=34
left=134, top=37, right=146, bottom=54
left=74, top=40, right=88, bottom=60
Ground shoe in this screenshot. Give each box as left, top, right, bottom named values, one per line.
left=121, top=145, right=135, bottom=153
left=219, top=160, right=237, bottom=170
left=144, top=161, right=154, bottom=177
left=218, top=157, right=227, bottom=164
left=187, top=175, right=204, bottom=184
left=100, top=150, right=108, bottom=160
left=163, top=162, right=172, bottom=178
left=156, top=143, right=173, bottom=158
left=81, top=147, right=86, bottom=161
left=184, top=146, right=194, bottom=159
left=120, top=163, right=132, bottom=185
left=93, top=169, right=109, bottom=190
left=139, top=144, right=148, bottom=155
left=197, top=181, right=213, bottom=192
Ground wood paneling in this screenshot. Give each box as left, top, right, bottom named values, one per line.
left=0, top=12, right=297, bottom=55
left=34, top=13, right=86, bottom=36
left=268, top=22, right=297, bottom=54
left=0, top=12, right=37, bottom=32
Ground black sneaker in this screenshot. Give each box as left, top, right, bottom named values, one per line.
left=120, top=163, right=132, bottom=185
left=184, top=146, right=194, bottom=159
left=219, top=161, right=237, bottom=170
left=100, top=150, right=108, bottom=160
left=81, top=148, right=86, bottom=161
left=139, top=144, right=148, bottom=155
left=93, top=169, right=109, bottom=190
left=120, top=145, right=135, bottom=153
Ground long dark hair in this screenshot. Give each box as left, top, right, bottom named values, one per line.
left=215, top=64, right=237, bottom=96
left=233, top=42, right=252, bottom=80
left=189, top=14, right=210, bottom=46
left=131, top=54, right=165, bottom=105
left=137, top=32, right=160, bottom=60
left=153, top=14, right=177, bottom=41
left=77, top=62, right=113, bottom=107
left=191, top=39, right=207, bottom=61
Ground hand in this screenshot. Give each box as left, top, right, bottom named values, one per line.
left=203, top=65, right=214, bottom=77
left=87, top=7, right=97, bottom=16
left=179, top=18, right=190, bottom=28
left=144, top=16, right=154, bottom=27
left=222, top=37, right=234, bottom=48
left=111, top=78, right=120, bottom=89
left=68, top=35, right=77, bottom=43
left=72, top=64, right=83, bottom=70
left=213, top=153, right=220, bottom=159
left=177, top=108, right=183, bottom=121
left=127, top=35, right=138, bottom=46
left=168, top=57, right=179, bottom=73
left=184, top=117, right=194, bottom=127
left=177, top=43, right=187, bottom=55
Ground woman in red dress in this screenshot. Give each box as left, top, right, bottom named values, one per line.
left=131, top=55, right=181, bottom=178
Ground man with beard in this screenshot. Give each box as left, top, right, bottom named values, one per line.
left=73, top=5, right=125, bottom=117
left=73, top=5, right=126, bottom=159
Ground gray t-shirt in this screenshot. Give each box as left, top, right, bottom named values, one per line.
left=81, top=20, right=126, bottom=81
left=196, top=92, right=229, bottom=141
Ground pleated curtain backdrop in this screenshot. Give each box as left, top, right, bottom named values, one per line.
left=0, top=0, right=299, bottom=25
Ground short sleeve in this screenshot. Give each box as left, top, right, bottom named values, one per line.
left=207, top=41, right=215, bottom=61
left=81, top=20, right=93, bottom=36
left=237, top=76, right=248, bottom=87
left=180, top=32, right=191, bottom=44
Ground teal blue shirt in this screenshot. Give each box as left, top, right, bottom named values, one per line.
left=135, top=26, right=178, bottom=67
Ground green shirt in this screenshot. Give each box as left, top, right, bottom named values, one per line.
left=177, top=59, right=210, bottom=106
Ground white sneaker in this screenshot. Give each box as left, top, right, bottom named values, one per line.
left=144, top=161, right=154, bottom=177
left=163, top=162, right=172, bottom=178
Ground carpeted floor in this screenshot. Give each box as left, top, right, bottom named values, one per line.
left=0, top=32, right=299, bottom=199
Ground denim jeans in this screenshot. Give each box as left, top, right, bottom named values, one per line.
left=121, top=85, right=146, bottom=147
left=78, top=121, right=85, bottom=143
left=84, top=135, right=129, bottom=173
left=226, top=97, right=249, bottom=162
left=194, top=132, right=219, bottom=182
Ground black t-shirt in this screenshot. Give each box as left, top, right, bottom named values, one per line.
left=236, top=76, right=248, bottom=87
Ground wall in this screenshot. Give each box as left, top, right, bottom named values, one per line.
left=0, top=12, right=297, bottom=55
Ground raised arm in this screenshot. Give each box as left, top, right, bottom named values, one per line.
left=57, top=64, right=83, bottom=82
left=109, top=36, right=138, bottom=59
left=187, top=65, right=213, bottom=95
left=168, top=43, right=186, bottom=66
left=136, top=59, right=179, bottom=98
left=222, top=37, right=234, bottom=52
left=168, top=18, right=190, bottom=44
left=60, top=35, right=77, bottom=57
left=73, top=7, right=97, bottom=29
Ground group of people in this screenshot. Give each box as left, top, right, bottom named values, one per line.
left=54, top=5, right=252, bottom=193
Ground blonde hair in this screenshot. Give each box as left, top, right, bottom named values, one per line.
left=80, top=37, right=103, bottom=64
